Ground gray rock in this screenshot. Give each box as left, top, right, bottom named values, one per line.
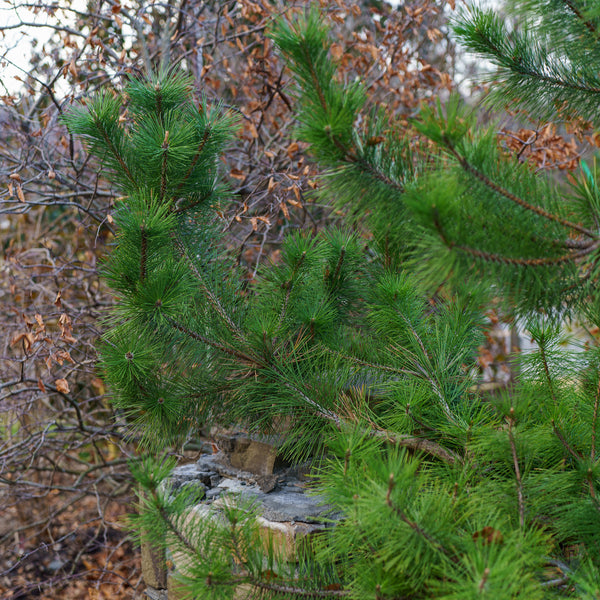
left=145, top=586, right=168, bottom=600
left=167, top=453, right=341, bottom=527
left=170, top=463, right=216, bottom=488
left=205, top=487, right=222, bottom=500
left=257, top=489, right=332, bottom=523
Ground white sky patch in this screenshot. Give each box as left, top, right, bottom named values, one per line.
left=0, top=1, right=90, bottom=95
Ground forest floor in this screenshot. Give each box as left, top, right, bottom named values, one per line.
left=0, top=496, right=142, bottom=599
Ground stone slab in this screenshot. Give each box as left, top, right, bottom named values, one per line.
left=145, top=587, right=168, bottom=600
left=141, top=537, right=167, bottom=589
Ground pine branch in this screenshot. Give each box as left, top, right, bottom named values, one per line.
left=249, top=579, right=349, bottom=598
left=279, top=378, right=344, bottom=428
left=448, top=239, right=594, bottom=267
left=391, top=313, right=459, bottom=424
left=165, top=316, right=260, bottom=366
left=155, top=83, right=164, bottom=122
left=171, top=234, right=246, bottom=342
left=385, top=473, right=450, bottom=554
left=176, top=127, right=211, bottom=192
left=561, top=0, right=597, bottom=37
left=229, top=521, right=349, bottom=599
left=94, top=117, right=136, bottom=186
left=139, top=225, right=148, bottom=283
left=507, top=410, right=525, bottom=528
left=355, top=156, right=405, bottom=193
left=551, top=420, right=582, bottom=461
left=442, top=135, right=599, bottom=240
left=454, top=8, right=600, bottom=123
left=373, top=429, right=461, bottom=464
left=538, top=341, right=558, bottom=405
left=322, top=347, right=417, bottom=377
left=143, top=482, right=208, bottom=562
left=160, top=130, right=170, bottom=203
left=593, top=377, right=600, bottom=462
left=278, top=251, right=307, bottom=327
left=331, top=246, right=345, bottom=285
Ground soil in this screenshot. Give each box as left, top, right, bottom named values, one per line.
left=0, top=499, right=142, bottom=600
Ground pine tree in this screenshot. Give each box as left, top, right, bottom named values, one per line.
left=64, top=2, right=600, bottom=598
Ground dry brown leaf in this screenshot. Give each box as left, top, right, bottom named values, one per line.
left=11, top=332, right=35, bottom=351
left=56, top=350, right=75, bottom=364
left=286, top=142, right=299, bottom=159
left=247, top=121, right=259, bottom=139
left=330, top=43, right=343, bottom=60
left=54, top=379, right=70, bottom=394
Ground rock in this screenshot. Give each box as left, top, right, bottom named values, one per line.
left=141, top=532, right=167, bottom=589
left=142, top=451, right=341, bottom=598
left=169, top=463, right=216, bottom=488
left=254, top=474, right=277, bottom=493
left=145, top=586, right=168, bottom=600
left=229, top=437, right=277, bottom=476
left=212, top=429, right=279, bottom=476
left=255, top=517, right=325, bottom=562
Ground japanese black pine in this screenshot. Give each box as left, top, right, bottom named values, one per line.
left=64, top=2, right=600, bottom=598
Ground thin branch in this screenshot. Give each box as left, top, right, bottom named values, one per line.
left=171, top=234, right=247, bottom=342
left=373, top=428, right=461, bottom=465
left=160, top=130, right=170, bottom=202
left=330, top=246, right=345, bottom=285
left=507, top=411, right=525, bottom=528
left=453, top=241, right=595, bottom=266
left=139, top=225, right=148, bottom=283
left=552, top=420, right=583, bottom=461
left=385, top=473, right=450, bottom=553
left=176, top=126, right=211, bottom=191
left=561, top=0, right=598, bottom=37
left=249, top=579, right=349, bottom=598
left=165, top=316, right=259, bottom=365
left=538, top=341, right=558, bottom=406
left=443, top=137, right=599, bottom=240
left=592, top=375, right=600, bottom=462
left=278, top=250, right=307, bottom=327
left=93, top=117, right=136, bottom=186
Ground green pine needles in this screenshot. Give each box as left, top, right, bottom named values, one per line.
left=64, top=71, right=241, bottom=445
left=64, top=1, right=600, bottom=597
left=275, top=7, right=600, bottom=318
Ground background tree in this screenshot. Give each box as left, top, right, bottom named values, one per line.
left=68, top=2, right=600, bottom=598
left=0, top=1, right=459, bottom=597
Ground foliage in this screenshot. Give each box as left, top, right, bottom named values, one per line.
left=1, top=1, right=456, bottom=596
left=63, top=2, right=600, bottom=599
